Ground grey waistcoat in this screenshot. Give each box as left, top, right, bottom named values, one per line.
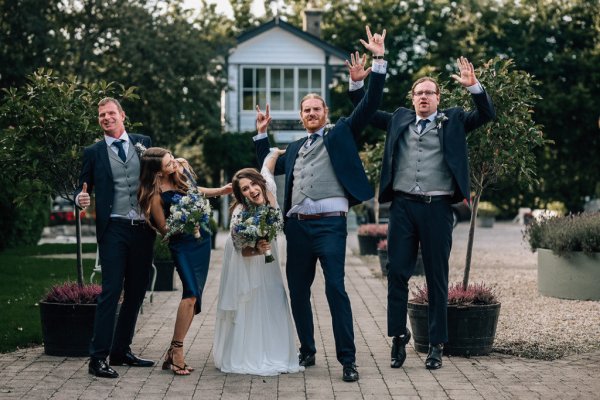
left=393, top=122, right=455, bottom=193
left=291, top=137, right=345, bottom=206
left=107, top=143, right=142, bottom=216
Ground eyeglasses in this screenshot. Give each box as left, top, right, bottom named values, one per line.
left=413, top=90, right=437, bottom=97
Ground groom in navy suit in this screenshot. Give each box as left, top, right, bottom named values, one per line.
left=254, top=27, right=387, bottom=382
left=76, top=97, right=156, bottom=378
left=349, top=57, right=495, bottom=370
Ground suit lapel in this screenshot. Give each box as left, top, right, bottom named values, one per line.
left=97, top=140, right=113, bottom=180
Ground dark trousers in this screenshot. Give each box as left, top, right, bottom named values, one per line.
left=285, top=216, right=355, bottom=365
left=387, top=196, right=453, bottom=345
left=89, top=220, right=156, bottom=359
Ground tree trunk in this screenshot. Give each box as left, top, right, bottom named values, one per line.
left=463, top=193, right=481, bottom=290
left=75, top=208, right=84, bottom=287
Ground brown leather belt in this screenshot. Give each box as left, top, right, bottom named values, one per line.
left=394, top=192, right=451, bottom=204
left=290, top=211, right=347, bottom=220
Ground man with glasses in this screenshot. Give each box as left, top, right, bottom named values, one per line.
left=348, top=56, right=495, bottom=370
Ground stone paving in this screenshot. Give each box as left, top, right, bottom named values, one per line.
left=1, top=223, right=599, bottom=399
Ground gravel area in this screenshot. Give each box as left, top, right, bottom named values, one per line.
left=356, top=221, right=600, bottom=360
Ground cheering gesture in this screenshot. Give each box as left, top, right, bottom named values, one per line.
left=359, top=25, right=386, bottom=56
left=256, top=104, right=272, bottom=133
left=451, top=56, right=477, bottom=87
left=345, top=51, right=371, bottom=82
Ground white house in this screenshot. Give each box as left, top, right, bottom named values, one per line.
left=223, top=13, right=349, bottom=144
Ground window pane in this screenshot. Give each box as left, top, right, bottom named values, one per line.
left=284, top=69, right=294, bottom=88
left=299, top=69, right=308, bottom=88
left=283, top=91, right=294, bottom=111
left=271, top=69, right=281, bottom=88
left=256, top=68, right=266, bottom=88
left=243, top=91, right=254, bottom=110
left=257, top=90, right=266, bottom=108
left=271, top=91, right=282, bottom=111
left=311, top=69, right=321, bottom=89
left=243, top=69, right=253, bottom=88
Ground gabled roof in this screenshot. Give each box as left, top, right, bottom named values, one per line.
left=237, top=17, right=348, bottom=61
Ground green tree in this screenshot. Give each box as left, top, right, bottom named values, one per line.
left=0, top=69, right=138, bottom=285
left=443, top=58, right=548, bottom=288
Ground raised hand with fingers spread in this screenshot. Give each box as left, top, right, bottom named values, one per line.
left=345, top=51, right=371, bottom=82
left=451, top=56, right=477, bottom=87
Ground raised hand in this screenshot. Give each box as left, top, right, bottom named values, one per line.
left=451, top=56, right=477, bottom=87
left=256, top=104, right=271, bottom=133
left=79, top=182, right=91, bottom=208
left=345, top=51, right=371, bottom=82
left=359, top=26, right=386, bottom=56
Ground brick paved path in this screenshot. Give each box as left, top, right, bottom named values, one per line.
left=1, top=223, right=598, bottom=399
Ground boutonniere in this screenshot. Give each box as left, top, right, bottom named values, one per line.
left=435, top=113, right=448, bottom=129
left=323, top=123, right=335, bottom=136
left=134, top=142, right=147, bottom=157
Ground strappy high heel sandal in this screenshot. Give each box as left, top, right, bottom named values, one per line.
left=162, top=340, right=193, bottom=375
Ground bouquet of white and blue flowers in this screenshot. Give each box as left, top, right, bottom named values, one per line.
left=232, top=204, right=283, bottom=262
left=164, top=188, right=212, bottom=240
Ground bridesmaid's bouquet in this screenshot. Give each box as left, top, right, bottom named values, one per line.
left=164, top=188, right=212, bottom=240
left=232, top=204, right=283, bottom=262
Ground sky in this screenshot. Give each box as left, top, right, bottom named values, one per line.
left=181, top=0, right=266, bottom=18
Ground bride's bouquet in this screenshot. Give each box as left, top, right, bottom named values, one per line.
left=164, top=187, right=212, bottom=240
left=232, top=204, right=283, bottom=263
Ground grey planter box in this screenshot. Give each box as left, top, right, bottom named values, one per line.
left=538, top=248, right=600, bottom=300
left=476, top=216, right=495, bottom=228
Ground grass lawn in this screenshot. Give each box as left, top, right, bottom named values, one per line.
left=0, top=243, right=97, bottom=353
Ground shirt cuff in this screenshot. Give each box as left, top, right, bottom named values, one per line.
left=371, top=59, right=387, bottom=74
left=75, top=193, right=82, bottom=208
left=253, top=132, right=268, bottom=141
left=467, top=81, right=484, bottom=94
left=349, top=79, right=364, bottom=92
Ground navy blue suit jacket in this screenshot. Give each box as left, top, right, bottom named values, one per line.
left=349, top=88, right=495, bottom=204
left=255, top=72, right=386, bottom=216
left=76, top=134, right=152, bottom=241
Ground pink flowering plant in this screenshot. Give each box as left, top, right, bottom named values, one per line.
left=43, top=282, right=102, bottom=304
left=411, top=282, right=497, bottom=306
left=377, top=239, right=387, bottom=251
left=357, top=223, right=388, bottom=237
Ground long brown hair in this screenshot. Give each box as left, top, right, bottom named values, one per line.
left=138, top=147, right=188, bottom=225
left=230, top=168, right=270, bottom=215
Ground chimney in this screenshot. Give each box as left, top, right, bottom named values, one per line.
left=302, top=3, right=322, bottom=38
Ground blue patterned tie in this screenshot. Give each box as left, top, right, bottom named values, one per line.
left=308, top=133, right=319, bottom=146
left=113, top=140, right=127, bottom=162
left=418, top=119, right=429, bottom=133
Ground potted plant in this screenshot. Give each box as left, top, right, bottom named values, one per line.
left=406, top=57, right=549, bottom=356
left=0, top=69, right=138, bottom=356
left=151, top=239, right=176, bottom=291
left=38, top=283, right=102, bottom=356
left=377, top=239, right=424, bottom=277
left=524, top=212, right=600, bottom=300
left=408, top=283, right=499, bottom=356
left=476, top=201, right=499, bottom=228
left=357, top=223, right=388, bottom=255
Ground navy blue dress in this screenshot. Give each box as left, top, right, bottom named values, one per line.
left=161, top=190, right=211, bottom=314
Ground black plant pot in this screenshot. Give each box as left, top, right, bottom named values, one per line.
left=150, top=260, right=175, bottom=291
left=39, top=301, right=97, bottom=356
left=407, top=302, right=501, bottom=356
left=358, top=235, right=384, bottom=255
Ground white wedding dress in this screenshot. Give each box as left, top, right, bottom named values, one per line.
left=213, top=163, right=303, bottom=376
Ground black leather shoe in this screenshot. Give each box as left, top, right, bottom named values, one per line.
left=425, top=343, right=443, bottom=370
left=342, top=363, right=359, bottom=382
left=391, top=331, right=412, bottom=368
left=298, top=352, right=316, bottom=367
left=89, top=358, right=119, bottom=378
left=109, top=350, right=155, bottom=367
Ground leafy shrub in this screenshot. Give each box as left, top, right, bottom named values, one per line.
left=411, top=282, right=498, bottom=305
left=477, top=201, right=499, bottom=218
left=357, top=223, right=388, bottom=237
left=42, top=282, right=101, bottom=304
left=153, top=238, right=171, bottom=261
left=523, top=212, right=600, bottom=256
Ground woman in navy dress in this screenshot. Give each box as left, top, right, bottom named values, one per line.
left=138, top=147, right=231, bottom=375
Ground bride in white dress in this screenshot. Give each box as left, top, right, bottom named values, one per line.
left=213, top=149, right=303, bottom=376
